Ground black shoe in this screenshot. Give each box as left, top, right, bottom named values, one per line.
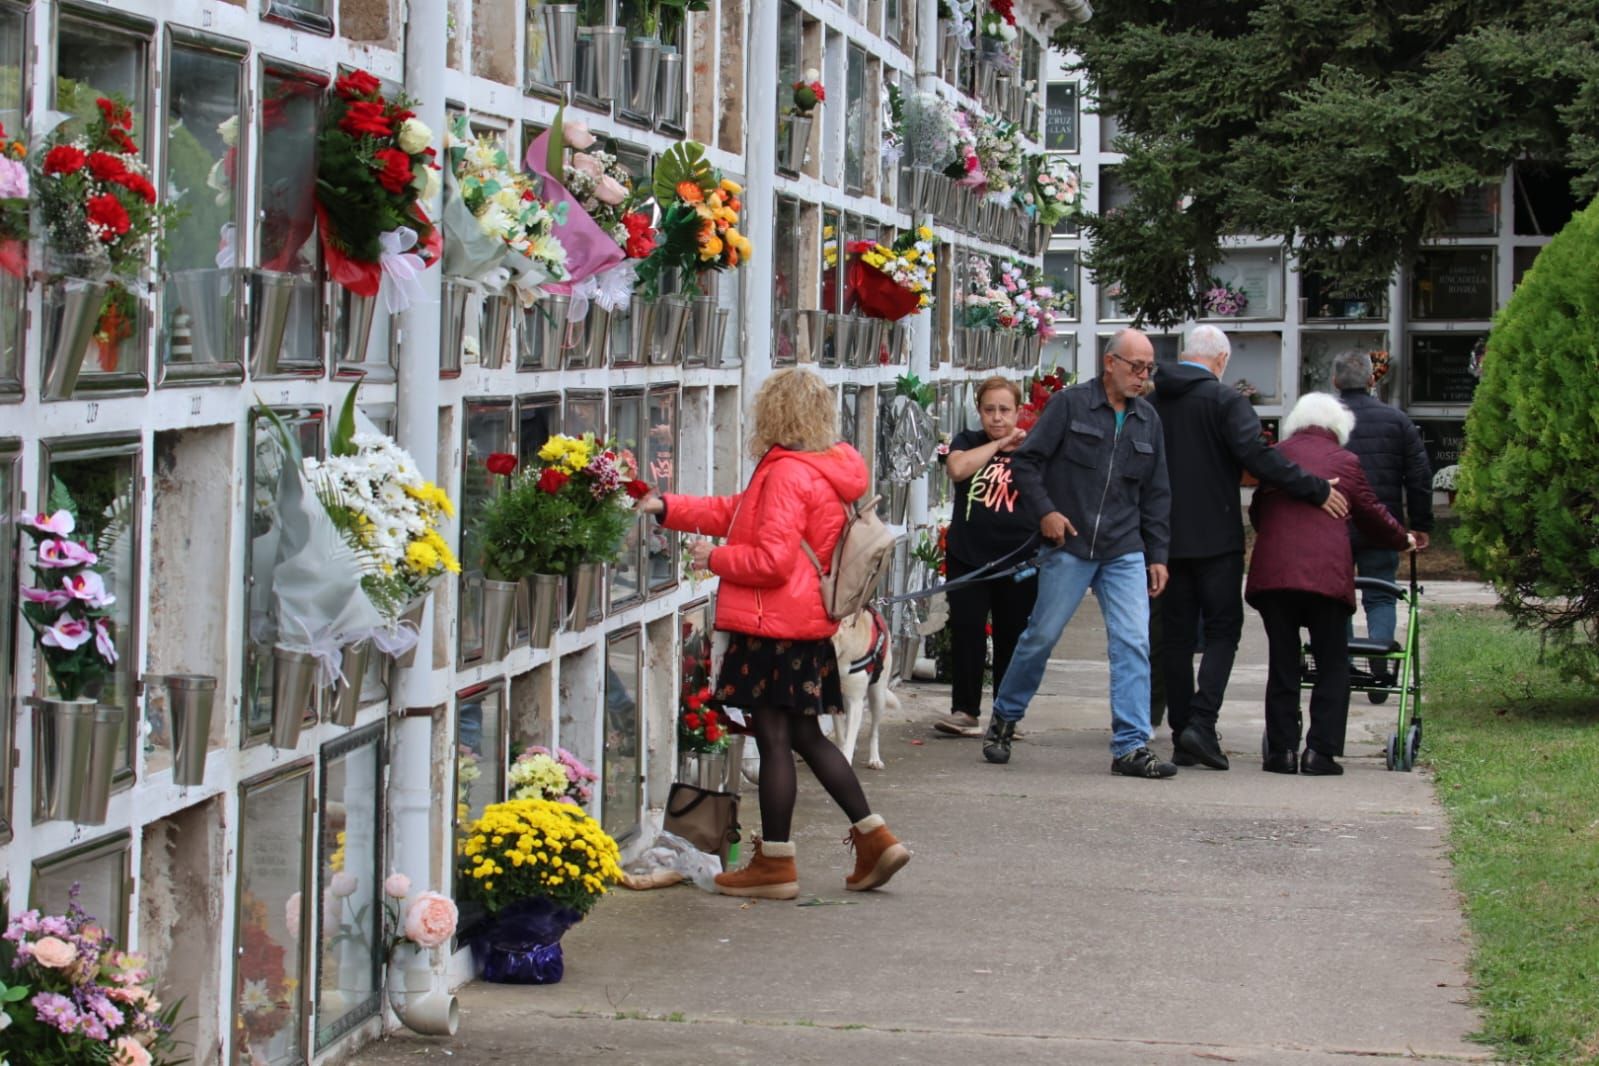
left=1262, top=750, right=1298, bottom=774
left=1176, top=724, right=1230, bottom=771
left=1300, top=749, right=1344, bottom=776
left=1172, top=747, right=1198, bottom=767
left=1112, top=746, right=1177, bottom=778
left=982, top=717, right=1017, bottom=764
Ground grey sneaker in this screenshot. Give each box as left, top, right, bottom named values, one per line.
left=933, top=712, right=983, bottom=737
left=1112, top=746, right=1178, bottom=779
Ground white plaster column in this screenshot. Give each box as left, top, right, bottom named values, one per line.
left=740, top=0, right=780, bottom=427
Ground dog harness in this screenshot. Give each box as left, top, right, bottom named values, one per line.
left=846, top=605, right=890, bottom=681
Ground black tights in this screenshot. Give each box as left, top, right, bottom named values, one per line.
left=750, top=709, right=871, bottom=842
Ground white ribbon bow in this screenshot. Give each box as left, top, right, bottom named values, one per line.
left=216, top=222, right=237, bottom=270
left=379, top=226, right=428, bottom=314
left=591, top=260, right=636, bottom=314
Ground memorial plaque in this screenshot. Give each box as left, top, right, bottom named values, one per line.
left=1416, top=419, right=1468, bottom=472
left=1411, top=248, right=1495, bottom=320
left=1300, top=272, right=1385, bottom=320
left=1409, top=332, right=1485, bottom=405
left=1045, top=82, right=1079, bottom=152
left=1439, top=185, right=1499, bottom=237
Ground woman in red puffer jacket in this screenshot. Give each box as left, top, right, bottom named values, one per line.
left=636, top=368, right=911, bottom=901
left=1246, top=392, right=1412, bottom=777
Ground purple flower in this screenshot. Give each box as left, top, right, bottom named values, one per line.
left=20, top=584, right=73, bottom=609
left=30, top=991, right=80, bottom=1034
left=94, top=619, right=118, bottom=664
left=38, top=916, right=70, bottom=938
left=86, top=991, right=124, bottom=1029
left=0, top=156, right=29, bottom=199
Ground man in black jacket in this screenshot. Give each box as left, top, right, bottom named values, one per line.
left=1333, top=350, right=1433, bottom=696
left=1151, top=326, right=1348, bottom=770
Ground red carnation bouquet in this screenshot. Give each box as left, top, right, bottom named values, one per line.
left=315, top=68, right=441, bottom=307
left=33, top=96, right=176, bottom=281
left=1016, top=368, right=1074, bottom=430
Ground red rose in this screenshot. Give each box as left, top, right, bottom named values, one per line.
left=484, top=452, right=517, bottom=476
left=624, top=479, right=651, bottom=500
left=622, top=211, right=657, bottom=259
left=536, top=467, right=569, bottom=494
left=85, top=151, right=127, bottom=182
left=373, top=147, right=415, bottom=195
left=43, top=145, right=86, bottom=176
left=85, top=194, right=131, bottom=241
left=702, top=709, right=718, bottom=724
left=334, top=69, right=382, bottom=100
left=686, top=693, right=703, bottom=711
left=339, top=100, right=393, bottom=139
left=108, top=128, right=137, bottom=154
left=704, top=723, right=722, bottom=743
left=683, top=712, right=702, bottom=730
left=113, top=172, right=156, bottom=205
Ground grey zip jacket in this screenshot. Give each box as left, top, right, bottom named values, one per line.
left=1010, top=375, right=1171, bottom=565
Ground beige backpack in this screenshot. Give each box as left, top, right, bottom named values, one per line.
left=801, top=495, right=898, bottom=622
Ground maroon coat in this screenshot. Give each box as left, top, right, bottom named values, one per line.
left=1245, top=427, right=1409, bottom=613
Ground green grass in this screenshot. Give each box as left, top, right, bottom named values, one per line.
left=1424, top=607, right=1599, bottom=1065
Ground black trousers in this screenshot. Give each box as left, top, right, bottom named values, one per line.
left=1255, top=590, right=1351, bottom=757
left=946, top=554, right=1039, bottom=715
left=1161, top=551, right=1245, bottom=738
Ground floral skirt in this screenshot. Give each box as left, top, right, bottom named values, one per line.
left=711, top=632, right=845, bottom=718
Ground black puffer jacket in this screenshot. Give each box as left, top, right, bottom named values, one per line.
left=1151, top=363, right=1329, bottom=559
left=1338, top=388, right=1434, bottom=548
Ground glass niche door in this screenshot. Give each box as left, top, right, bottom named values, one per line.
left=644, top=386, right=678, bottom=594
left=315, top=724, right=384, bottom=1050
left=0, top=3, right=27, bottom=399
left=458, top=400, right=514, bottom=666
left=602, top=627, right=642, bottom=842
left=608, top=388, right=645, bottom=612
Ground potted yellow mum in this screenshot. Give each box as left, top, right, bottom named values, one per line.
left=459, top=797, right=623, bottom=983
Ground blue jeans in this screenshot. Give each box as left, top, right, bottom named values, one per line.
left=991, top=549, right=1154, bottom=757
left=1352, top=548, right=1399, bottom=647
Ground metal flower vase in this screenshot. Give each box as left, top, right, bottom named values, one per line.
left=894, top=634, right=920, bottom=682
left=590, top=25, right=626, bottom=102
left=888, top=481, right=911, bottom=525
left=440, top=277, right=472, bottom=374
left=271, top=646, right=320, bottom=749
left=170, top=268, right=234, bottom=364
left=566, top=561, right=602, bottom=632
left=76, top=704, right=126, bottom=826
left=479, top=291, right=515, bottom=370
left=651, top=295, right=690, bottom=365
left=575, top=305, right=611, bottom=369
left=941, top=31, right=961, bottom=81
left=781, top=114, right=813, bottom=173
left=690, top=278, right=718, bottom=362
left=629, top=298, right=658, bottom=362
left=482, top=579, right=519, bottom=662
left=627, top=36, right=661, bottom=117
left=656, top=47, right=684, bottom=126
left=540, top=3, right=579, bottom=84
left=43, top=278, right=110, bottom=400
left=161, top=673, right=217, bottom=787
left=704, top=308, right=732, bottom=367
left=677, top=748, right=729, bottom=790
left=394, top=597, right=427, bottom=668
left=329, top=639, right=373, bottom=727
left=339, top=288, right=380, bottom=365
left=519, top=303, right=551, bottom=369
left=527, top=574, right=562, bottom=649
left=539, top=294, right=572, bottom=360
left=32, top=698, right=95, bottom=822
left=250, top=269, right=299, bottom=376
left=910, top=168, right=934, bottom=214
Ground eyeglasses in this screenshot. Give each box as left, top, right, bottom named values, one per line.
left=1107, top=350, right=1157, bottom=377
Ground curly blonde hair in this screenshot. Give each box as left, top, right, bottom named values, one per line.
left=749, top=368, right=838, bottom=458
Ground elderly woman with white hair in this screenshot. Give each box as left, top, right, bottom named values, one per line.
left=1245, top=393, right=1413, bottom=775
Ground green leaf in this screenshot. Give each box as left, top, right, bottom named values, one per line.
left=332, top=382, right=361, bottom=458
left=546, top=103, right=567, bottom=181
left=653, top=141, right=714, bottom=206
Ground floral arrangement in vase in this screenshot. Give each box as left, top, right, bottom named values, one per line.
left=0, top=120, right=29, bottom=276
left=17, top=492, right=118, bottom=703
left=973, top=113, right=1025, bottom=196
left=315, top=68, right=441, bottom=309
left=982, top=0, right=1019, bottom=43
left=459, top=798, right=624, bottom=917
left=1202, top=278, right=1248, bottom=317
left=636, top=141, right=750, bottom=298
left=1370, top=348, right=1392, bottom=383
left=1017, top=367, right=1074, bottom=430
left=677, top=624, right=724, bottom=752
left=377, top=873, right=459, bottom=955
left=0, top=893, right=182, bottom=1065
left=508, top=745, right=599, bottom=805
left=910, top=523, right=949, bottom=578
left=790, top=70, right=826, bottom=117
left=939, top=0, right=977, bottom=45
left=884, top=87, right=962, bottom=175
left=959, top=254, right=1019, bottom=331
left=998, top=259, right=1070, bottom=337
left=559, top=123, right=646, bottom=253
left=477, top=434, right=649, bottom=580
left=444, top=115, right=569, bottom=300
left=1021, top=154, right=1083, bottom=228
left=847, top=227, right=938, bottom=320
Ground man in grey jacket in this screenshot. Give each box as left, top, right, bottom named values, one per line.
left=981, top=328, right=1177, bottom=778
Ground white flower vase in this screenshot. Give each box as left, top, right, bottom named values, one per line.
left=387, top=943, right=460, bottom=1036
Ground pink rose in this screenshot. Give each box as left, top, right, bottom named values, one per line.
left=403, top=891, right=458, bottom=949
left=331, top=872, right=359, bottom=898
left=30, top=935, right=78, bottom=969
left=569, top=152, right=603, bottom=180
left=593, top=175, right=627, bottom=206
left=112, top=1035, right=152, bottom=1066
left=562, top=121, right=596, bottom=150
left=383, top=873, right=411, bottom=899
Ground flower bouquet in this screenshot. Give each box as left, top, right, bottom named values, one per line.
left=791, top=71, right=826, bottom=117
left=551, top=123, right=655, bottom=327
left=17, top=499, right=118, bottom=704
left=973, top=113, right=1024, bottom=196
left=0, top=893, right=182, bottom=1066
left=636, top=141, right=750, bottom=299
left=911, top=523, right=949, bottom=578
left=886, top=88, right=962, bottom=175
left=1023, top=154, right=1083, bottom=228
left=981, top=0, right=1019, bottom=49
left=1370, top=348, right=1391, bottom=384
left=1202, top=278, right=1248, bottom=317
left=1017, top=367, right=1074, bottom=431
left=509, top=745, right=598, bottom=805
left=458, top=798, right=624, bottom=983
left=0, top=120, right=29, bottom=277
left=314, top=68, right=441, bottom=312
left=998, top=259, right=1071, bottom=338
left=847, top=227, right=938, bottom=322
left=678, top=698, right=727, bottom=754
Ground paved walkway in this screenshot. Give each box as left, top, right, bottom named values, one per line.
left=354, top=582, right=1500, bottom=1066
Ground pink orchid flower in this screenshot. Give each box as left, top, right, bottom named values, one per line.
left=22, top=510, right=75, bottom=536
left=37, top=539, right=98, bottom=568
left=40, top=617, right=93, bottom=651
left=95, top=619, right=118, bottom=664
left=20, top=585, right=73, bottom=609
left=64, top=571, right=115, bottom=608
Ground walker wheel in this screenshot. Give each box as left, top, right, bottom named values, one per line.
left=1385, top=733, right=1400, bottom=772
left=1405, top=723, right=1422, bottom=770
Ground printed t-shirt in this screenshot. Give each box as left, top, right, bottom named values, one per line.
left=945, top=428, right=1037, bottom=568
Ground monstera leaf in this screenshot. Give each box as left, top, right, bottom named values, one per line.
left=653, top=141, right=716, bottom=205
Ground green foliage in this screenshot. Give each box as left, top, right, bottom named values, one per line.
left=651, top=141, right=714, bottom=206
left=1455, top=197, right=1599, bottom=681
left=1055, top=0, right=1599, bottom=324
left=894, top=372, right=937, bottom=408
left=1425, top=607, right=1599, bottom=1064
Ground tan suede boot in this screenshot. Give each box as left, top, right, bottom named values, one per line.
left=713, top=839, right=798, bottom=900
left=844, top=814, right=911, bottom=891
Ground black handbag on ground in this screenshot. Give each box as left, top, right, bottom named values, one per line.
left=663, top=781, right=741, bottom=868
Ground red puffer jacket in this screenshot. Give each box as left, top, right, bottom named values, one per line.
left=1245, top=427, right=1409, bottom=612
left=660, top=444, right=869, bottom=640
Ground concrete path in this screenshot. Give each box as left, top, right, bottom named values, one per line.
left=353, top=582, right=1498, bottom=1066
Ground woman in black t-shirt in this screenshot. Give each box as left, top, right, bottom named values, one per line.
left=933, top=376, right=1041, bottom=737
